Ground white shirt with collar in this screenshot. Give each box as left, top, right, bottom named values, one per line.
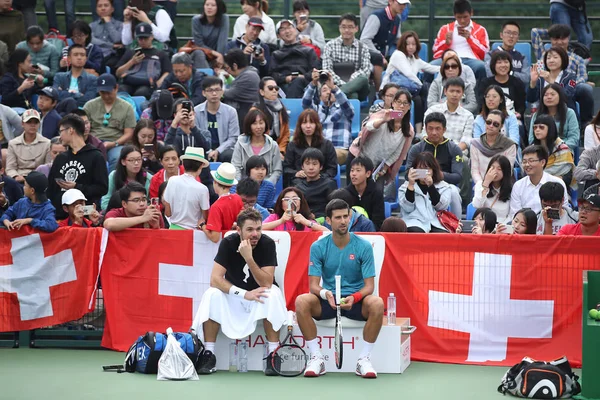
left=452, top=21, right=476, bottom=59
left=509, top=171, right=570, bottom=219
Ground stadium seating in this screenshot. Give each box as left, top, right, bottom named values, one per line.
left=197, top=68, right=215, bottom=76
left=491, top=42, right=532, bottom=66
left=466, top=202, right=476, bottom=220
left=281, top=98, right=303, bottom=133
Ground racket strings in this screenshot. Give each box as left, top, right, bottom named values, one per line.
left=273, top=345, right=307, bottom=376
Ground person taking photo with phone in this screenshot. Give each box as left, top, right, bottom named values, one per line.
left=538, top=181, right=578, bottom=235
left=58, top=188, right=101, bottom=227
left=103, top=181, right=164, bottom=231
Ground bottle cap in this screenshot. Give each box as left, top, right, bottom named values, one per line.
left=390, top=292, right=394, bottom=296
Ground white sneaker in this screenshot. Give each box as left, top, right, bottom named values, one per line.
left=356, top=356, right=377, bottom=378
left=304, top=354, right=326, bottom=377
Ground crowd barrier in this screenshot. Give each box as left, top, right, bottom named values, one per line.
left=1, top=227, right=600, bottom=367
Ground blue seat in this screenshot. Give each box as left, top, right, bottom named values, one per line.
left=349, top=99, right=361, bottom=139
left=131, top=96, right=146, bottom=116
left=275, top=174, right=283, bottom=196
left=335, top=164, right=341, bottom=188
left=418, top=43, right=428, bottom=62
left=281, top=98, right=304, bottom=133
left=209, top=162, right=221, bottom=171
left=13, top=107, right=27, bottom=115
left=384, top=174, right=400, bottom=218
left=198, top=68, right=214, bottom=76
left=491, top=42, right=532, bottom=66
left=466, top=203, right=476, bottom=220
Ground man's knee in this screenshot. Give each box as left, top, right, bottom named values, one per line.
left=295, top=293, right=317, bottom=313
left=365, top=296, right=384, bottom=318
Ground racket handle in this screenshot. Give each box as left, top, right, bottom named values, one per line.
left=335, top=275, right=341, bottom=304
left=287, top=310, right=295, bottom=327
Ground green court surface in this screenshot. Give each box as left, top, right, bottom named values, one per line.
left=0, top=348, right=513, bottom=400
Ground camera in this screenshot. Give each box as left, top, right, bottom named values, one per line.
left=318, top=70, right=329, bottom=84
left=251, top=44, right=263, bottom=58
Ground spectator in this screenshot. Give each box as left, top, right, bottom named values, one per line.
left=160, top=52, right=206, bottom=106
left=0, top=0, right=25, bottom=52
left=12, top=0, right=36, bottom=30
left=141, top=89, right=173, bottom=142
left=527, top=46, right=576, bottom=111
left=16, top=25, right=60, bottom=80
left=346, top=156, right=385, bottom=230
left=83, top=73, right=136, bottom=171
left=122, top=0, right=175, bottom=49
left=427, top=55, right=478, bottom=114
left=234, top=177, right=270, bottom=220
left=48, top=114, right=108, bottom=218
left=194, top=76, right=239, bottom=163
left=484, top=21, right=530, bottom=85
left=71, top=108, right=107, bottom=162
left=163, top=147, right=210, bottom=229
left=380, top=216, right=407, bottom=232
left=399, top=152, right=452, bottom=233
left=166, top=98, right=210, bottom=157
left=457, top=207, right=497, bottom=234
left=510, top=145, right=569, bottom=218
left=0, top=171, right=58, bottom=232
left=6, top=110, right=51, bottom=183
left=59, top=20, right=104, bottom=76
left=103, top=181, right=164, bottom=231
left=549, top=0, right=592, bottom=51
left=0, top=104, right=23, bottom=159
left=302, top=69, right=354, bottom=164
left=322, top=14, right=370, bottom=101
left=222, top=49, right=260, bottom=129
left=383, top=31, right=440, bottom=134
left=432, top=0, right=489, bottom=80
left=291, top=0, right=325, bottom=55
left=323, top=188, right=376, bottom=232
left=538, top=181, right=578, bottom=235
left=292, top=148, right=337, bottom=218
left=231, top=155, right=275, bottom=209
left=226, top=17, right=271, bottom=78
left=132, top=118, right=161, bottom=174
left=528, top=84, right=579, bottom=152
left=364, top=83, right=399, bottom=122
left=232, top=0, right=276, bottom=46
left=58, top=188, right=101, bottom=227
left=44, top=0, right=75, bottom=34
left=36, top=136, right=66, bottom=177
left=270, top=19, right=320, bottom=99
left=574, top=147, right=600, bottom=192
left=0, top=172, right=23, bottom=217
left=252, top=76, right=290, bottom=157
left=283, top=109, right=337, bottom=187
left=472, top=154, right=513, bottom=224
left=477, top=52, right=526, bottom=119
left=532, top=113, right=575, bottom=188
left=557, top=194, right=600, bottom=236
left=0, top=48, right=43, bottom=109
left=37, top=87, right=61, bottom=139
left=190, top=0, right=228, bottom=69
left=232, top=108, right=282, bottom=185
left=149, top=145, right=181, bottom=198
left=262, top=187, right=328, bottom=231
left=470, top=110, right=517, bottom=184
left=53, top=44, right=98, bottom=108
left=101, top=145, right=152, bottom=210
left=473, top=85, right=521, bottom=146
left=90, top=0, right=124, bottom=72
left=497, top=208, right=537, bottom=234
left=584, top=110, right=600, bottom=150
left=116, top=22, right=171, bottom=98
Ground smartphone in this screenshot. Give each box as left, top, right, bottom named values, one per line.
left=286, top=199, right=297, bottom=213
left=26, top=74, right=35, bottom=81
left=128, top=6, right=139, bottom=12
left=55, top=178, right=67, bottom=184
left=498, top=224, right=515, bottom=234
left=536, top=60, right=545, bottom=73
left=461, top=220, right=476, bottom=233
left=150, top=197, right=160, bottom=207
left=546, top=208, right=560, bottom=220
left=299, top=14, right=308, bottom=22
left=32, top=64, right=39, bottom=69
left=291, top=72, right=299, bottom=77
left=389, top=110, right=403, bottom=119
left=143, top=143, right=154, bottom=151
left=182, top=101, right=193, bottom=113
left=82, top=205, right=95, bottom=216
left=414, top=169, right=429, bottom=179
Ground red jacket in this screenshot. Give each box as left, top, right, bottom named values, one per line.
left=432, top=21, right=489, bottom=60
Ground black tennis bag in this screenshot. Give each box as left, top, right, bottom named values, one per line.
left=498, top=356, right=581, bottom=398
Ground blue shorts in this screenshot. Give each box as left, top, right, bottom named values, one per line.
left=314, top=295, right=366, bottom=321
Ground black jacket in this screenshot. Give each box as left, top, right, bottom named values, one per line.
left=346, top=179, right=385, bottom=230
left=160, top=70, right=206, bottom=106
left=283, top=139, right=337, bottom=187
left=292, top=176, right=337, bottom=218
left=0, top=72, right=37, bottom=109
left=270, top=42, right=321, bottom=86
left=0, top=174, right=24, bottom=218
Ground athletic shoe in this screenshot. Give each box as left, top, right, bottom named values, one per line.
left=356, top=356, right=377, bottom=378
left=304, top=354, right=326, bottom=377
left=264, top=352, right=279, bottom=376
left=197, top=350, right=217, bottom=374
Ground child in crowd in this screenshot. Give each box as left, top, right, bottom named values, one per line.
left=231, top=155, right=276, bottom=209
left=292, top=148, right=337, bottom=219
left=58, top=189, right=101, bottom=227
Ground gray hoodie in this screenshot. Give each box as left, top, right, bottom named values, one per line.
left=0, top=104, right=23, bottom=146
left=231, top=134, right=282, bottom=185
left=223, top=66, right=260, bottom=106
left=399, top=180, right=452, bottom=232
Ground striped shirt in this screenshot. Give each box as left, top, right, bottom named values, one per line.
left=531, top=28, right=587, bottom=84
left=424, top=103, right=474, bottom=147
left=322, top=37, right=371, bottom=86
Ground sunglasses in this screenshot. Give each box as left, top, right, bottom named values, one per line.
left=485, top=119, right=501, bottom=128
left=267, top=85, right=280, bottom=91
left=444, top=64, right=459, bottom=70
left=102, top=112, right=111, bottom=127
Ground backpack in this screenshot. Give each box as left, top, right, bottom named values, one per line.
left=117, top=92, right=141, bottom=120
left=122, top=52, right=162, bottom=87
left=498, top=356, right=581, bottom=398
left=568, top=42, right=591, bottom=60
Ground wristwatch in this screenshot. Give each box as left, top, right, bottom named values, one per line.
left=198, top=222, right=206, bottom=229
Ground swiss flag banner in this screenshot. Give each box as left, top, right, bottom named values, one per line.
left=0, top=227, right=100, bottom=332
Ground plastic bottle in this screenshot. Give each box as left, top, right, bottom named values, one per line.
left=229, top=340, right=238, bottom=372
left=238, top=341, right=248, bottom=372
left=387, top=292, right=396, bottom=325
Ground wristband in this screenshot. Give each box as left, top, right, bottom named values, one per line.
left=319, top=289, right=328, bottom=300
left=229, top=285, right=247, bottom=298
left=351, top=292, right=363, bottom=303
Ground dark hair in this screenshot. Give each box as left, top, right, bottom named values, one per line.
left=591, top=109, right=600, bottom=128
left=69, top=20, right=92, bottom=45
left=240, top=0, right=269, bottom=13
left=444, top=76, right=465, bottom=91
left=544, top=46, right=569, bottom=71
left=327, top=188, right=355, bottom=207
left=292, top=0, right=310, bottom=12
left=292, top=109, right=324, bottom=148
left=68, top=43, right=87, bottom=56
left=473, top=207, right=497, bottom=234
left=514, top=208, right=537, bottom=234
left=159, top=145, right=178, bottom=160
left=242, top=108, right=269, bottom=136
left=440, top=55, right=463, bottom=80
left=200, top=0, right=227, bottom=27
left=182, top=159, right=203, bottom=172
left=301, top=147, right=325, bottom=167
left=131, top=118, right=159, bottom=160
left=59, top=114, right=86, bottom=137
left=424, top=112, right=447, bottom=129
left=396, top=31, right=421, bottom=58
left=326, top=199, right=350, bottom=219
left=118, top=181, right=147, bottom=205
left=490, top=51, right=513, bottom=75
left=245, top=155, right=269, bottom=175
left=338, top=13, right=358, bottom=26
left=236, top=207, right=263, bottom=228
left=532, top=113, right=559, bottom=151
left=539, top=181, right=565, bottom=203
left=97, top=0, right=115, bottom=6
left=548, top=24, right=571, bottom=40
left=272, top=187, right=312, bottom=230
left=411, top=152, right=444, bottom=183
left=378, top=83, right=400, bottom=102
left=485, top=154, right=513, bottom=202
left=453, top=0, right=472, bottom=14
left=501, top=21, right=520, bottom=32
left=115, top=145, right=146, bottom=191
left=380, top=216, right=407, bottom=232
left=71, top=108, right=87, bottom=118
left=26, top=25, right=44, bottom=43
left=158, top=180, right=168, bottom=202
left=487, top=109, right=505, bottom=126
left=538, top=83, right=568, bottom=140
left=50, top=136, right=64, bottom=145
left=388, top=89, right=412, bottom=136
left=522, top=145, right=549, bottom=168
left=258, top=77, right=289, bottom=126
left=224, top=49, right=248, bottom=70
left=481, top=85, right=509, bottom=119
left=7, top=49, right=30, bottom=76
left=350, top=156, right=374, bottom=173
left=236, top=177, right=260, bottom=197
left=202, top=75, right=223, bottom=90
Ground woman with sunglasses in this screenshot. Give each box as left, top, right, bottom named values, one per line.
left=532, top=113, right=575, bottom=188
left=528, top=83, right=579, bottom=152
left=233, top=0, right=276, bottom=45
left=472, top=154, right=513, bottom=223
left=496, top=208, right=537, bottom=235
left=470, top=110, right=517, bottom=184
left=527, top=46, right=577, bottom=111
left=132, top=119, right=162, bottom=174
left=456, top=207, right=497, bottom=234
left=262, top=187, right=328, bottom=231
left=427, top=53, right=477, bottom=114
left=473, top=85, right=520, bottom=146
left=101, top=145, right=153, bottom=210
left=251, top=77, right=290, bottom=159
left=584, top=109, right=600, bottom=150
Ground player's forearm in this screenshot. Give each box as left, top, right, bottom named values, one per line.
left=309, top=276, right=324, bottom=296
left=247, top=258, right=272, bottom=287
left=211, top=275, right=233, bottom=293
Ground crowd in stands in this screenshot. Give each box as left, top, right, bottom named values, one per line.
left=0, top=0, right=598, bottom=237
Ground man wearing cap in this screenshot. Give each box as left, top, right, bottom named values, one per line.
left=226, top=17, right=271, bottom=78
left=116, top=22, right=172, bottom=98
left=83, top=73, right=137, bottom=171
left=58, top=188, right=101, bottom=227
left=162, top=147, right=210, bottom=230
left=271, top=19, right=320, bottom=98
left=160, top=52, right=206, bottom=106
left=103, top=181, right=164, bottom=231
left=5, top=109, right=51, bottom=184
left=37, top=87, right=61, bottom=139
left=557, top=194, right=600, bottom=236
left=53, top=44, right=98, bottom=108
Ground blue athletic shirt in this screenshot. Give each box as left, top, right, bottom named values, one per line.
left=308, top=233, right=375, bottom=297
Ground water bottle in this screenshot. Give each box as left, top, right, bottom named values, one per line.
left=238, top=341, right=248, bottom=372
left=229, top=340, right=238, bottom=372
left=387, top=292, right=396, bottom=325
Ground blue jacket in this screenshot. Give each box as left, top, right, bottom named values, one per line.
left=53, top=71, right=98, bottom=107
left=0, top=175, right=24, bottom=218
left=0, top=197, right=59, bottom=232
left=41, top=109, right=61, bottom=139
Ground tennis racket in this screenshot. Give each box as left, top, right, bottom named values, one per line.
left=271, top=311, right=307, bottom=377
left=334, top=275, right=343, bottom=369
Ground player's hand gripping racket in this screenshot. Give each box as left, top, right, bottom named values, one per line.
left=271, top=311, right=307, bottom=377
left=334, top=275, right=343, bottom=369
